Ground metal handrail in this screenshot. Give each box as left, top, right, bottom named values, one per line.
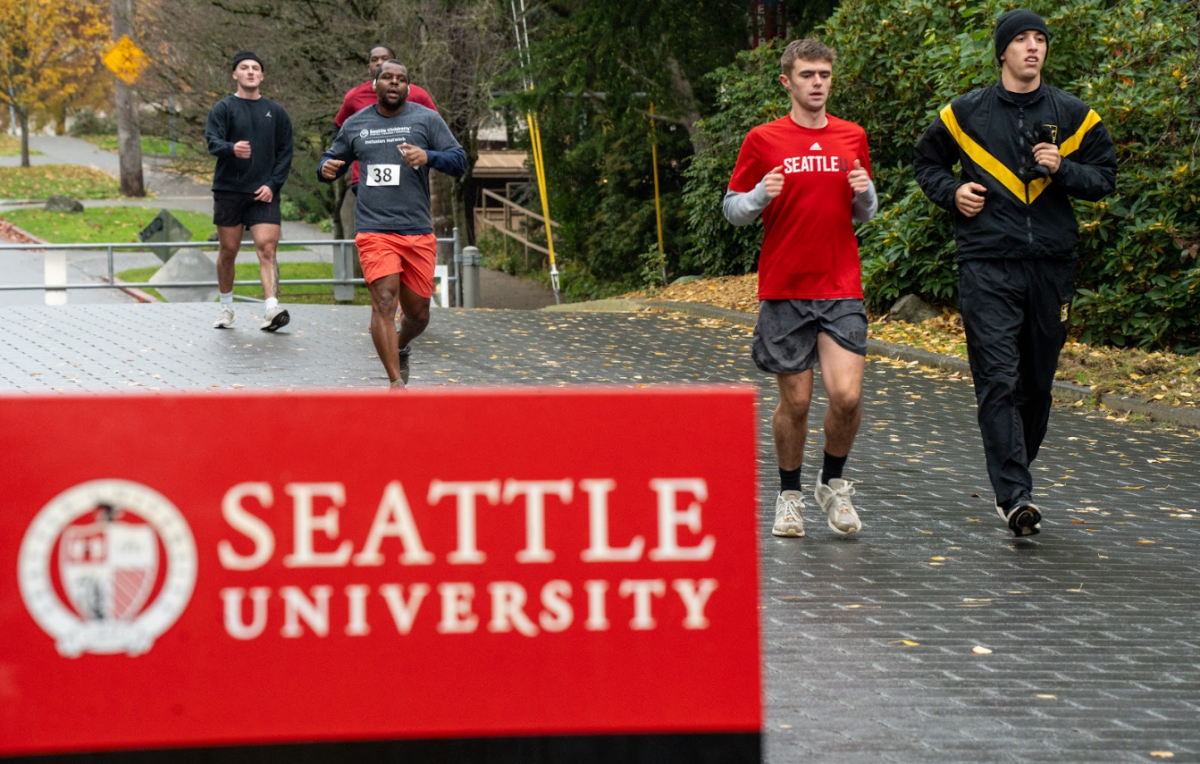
left=0, top=234, right=460, bottom=297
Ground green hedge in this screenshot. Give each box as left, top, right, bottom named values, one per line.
left=682, top=0, right=1200, bottom=351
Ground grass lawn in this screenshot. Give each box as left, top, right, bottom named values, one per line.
left=0, top=135, right=43, bottom=157
left=0, top=206, right=216, bottom=246
left=76, top=133, right=211, bottom=183
left=0, top=165, right=120, bottom=199
left=117, top=262, right=371, bottom=305
left=77, top=133, right=200, bottom=158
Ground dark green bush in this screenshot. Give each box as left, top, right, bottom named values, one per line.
left=680, top=43, right=788, bottom=277
left=840, top=0, right=1200, bottom=350
left=683, top=0, right=1200, bottom=350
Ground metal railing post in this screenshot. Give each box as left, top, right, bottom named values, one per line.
left=453, top=226, right=463, bottom=308
left=44, top=248, right=67, bottom=305
left=333, top=239, right=354, bottom=302
left=461, top=246, right=481, bottom=308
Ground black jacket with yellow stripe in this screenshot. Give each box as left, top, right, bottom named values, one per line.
left=913, top=82, right=1117, bottom=262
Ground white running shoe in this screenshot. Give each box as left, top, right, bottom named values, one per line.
left=815, top=470, right=862, bottom=535
left=260, top=305, right=290, bottom=332
left=213, top=305, right=235, bottom=329
left=773, top=490, right=805, bottom=537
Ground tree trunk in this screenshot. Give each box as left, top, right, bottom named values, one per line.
left=664, top=51, right=705, bottom=156
left=112, top=0, right=145, bottom=197
left=18, top=109, right=30, bottom=168
left=430, top=173, right=454, bottom=239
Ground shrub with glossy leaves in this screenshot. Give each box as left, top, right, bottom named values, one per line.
left=683, top=0, right=1200, bottom=350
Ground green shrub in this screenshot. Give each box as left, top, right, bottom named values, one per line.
left=68, top=109, right=116, bottom=137
left=680, top=43, right=788, bottom=277
left=683, top=0, right=1200, bottom=350
left=835, top=0, right=1200, bottom=350
left=279, top=197, right=301, bottom=221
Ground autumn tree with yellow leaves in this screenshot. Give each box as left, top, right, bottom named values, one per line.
left=0, top=0, right=110, bottom=167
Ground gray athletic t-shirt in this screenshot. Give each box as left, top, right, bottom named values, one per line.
left=320, top=103, right=465, bottom=234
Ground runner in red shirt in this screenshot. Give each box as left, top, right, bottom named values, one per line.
left=334, top=44, right=438, bottom=191
left=724, top=38, right=878, bottom=540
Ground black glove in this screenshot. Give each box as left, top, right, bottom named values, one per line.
left=1018, top=121, right=1055, bottom=182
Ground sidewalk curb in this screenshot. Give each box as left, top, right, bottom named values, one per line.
left=101, top=276, right=159, bottom=304
left=628, top=299, right=1200, bottom=431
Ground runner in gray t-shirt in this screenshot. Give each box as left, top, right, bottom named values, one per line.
left=319, top=60, right=465, bottom=390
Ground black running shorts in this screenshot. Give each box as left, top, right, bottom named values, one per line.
left=752, top=298, right=868, bottom=375
left=212, top=191, right=282, bottom=228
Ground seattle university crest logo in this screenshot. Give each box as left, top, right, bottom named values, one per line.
left=18, top=480, right=197, bottom=657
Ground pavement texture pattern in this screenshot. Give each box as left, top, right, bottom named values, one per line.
left=1, top=303, right=1198, bottom=763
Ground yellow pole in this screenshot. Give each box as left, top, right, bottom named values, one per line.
left=527, top=111, right=559, bottom=302
left=649, top=102, right=666, bottom=284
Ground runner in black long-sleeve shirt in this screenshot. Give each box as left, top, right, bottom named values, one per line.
left=205, top=50, right=294, bottom=332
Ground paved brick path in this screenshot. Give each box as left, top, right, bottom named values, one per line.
left=2, top=303, right=1197, bottom=762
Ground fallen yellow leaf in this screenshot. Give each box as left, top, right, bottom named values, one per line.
left=890, top=639, right=920, bottom=647
left=1037, top=694, right=1057, bottom=699
left=1150, top=753, right=1174, bottom=759
left=972, top=646, right=993, bottom=655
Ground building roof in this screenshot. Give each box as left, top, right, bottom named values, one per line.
left=474, top=150, right=529, bottom=179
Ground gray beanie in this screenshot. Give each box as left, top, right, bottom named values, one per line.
left=994, top=9, right=1050, bottom=61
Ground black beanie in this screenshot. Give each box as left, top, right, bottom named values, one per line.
left=231, top=50, right=264, bottom=72
left=994, top=10, right=1050, bottom=61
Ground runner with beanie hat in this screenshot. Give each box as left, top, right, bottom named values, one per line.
left=914, top=8, right=1117, bottom=537
left=230, top=50, right=264, bottom=71
left=993, top=9, right=1050, bottom=60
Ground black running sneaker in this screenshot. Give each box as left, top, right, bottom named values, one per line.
left=996, top=500, right=1042, bottom=537
left=398, top=345, right=412, bottom=384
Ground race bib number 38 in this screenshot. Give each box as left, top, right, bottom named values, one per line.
left=366, top=164, right=401, bottom=186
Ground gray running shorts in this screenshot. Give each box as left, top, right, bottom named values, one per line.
left=752, top=298, right=868, bottom=374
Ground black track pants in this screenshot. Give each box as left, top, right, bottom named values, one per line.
left=958, top=259, right=1074, bottom=507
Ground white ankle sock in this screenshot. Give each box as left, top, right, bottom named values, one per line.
left=219, top=292, right=233, bottom=306
left=265, top=297, right=279, bottom=311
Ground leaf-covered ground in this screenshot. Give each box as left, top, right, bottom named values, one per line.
left=629, top=274, right=1199, bottom=413
left=0, top=165, right=120, bottom=199
left=0, top=135, right=43, bottom=158
left=0, top=207, right=214, bottom=245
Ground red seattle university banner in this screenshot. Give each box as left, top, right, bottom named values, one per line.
left=0, top=388, right=760, bottom=756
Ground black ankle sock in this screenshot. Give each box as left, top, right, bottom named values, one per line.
left=779, top=466, right=801, bottom=493
left=821, top=452, right=848, bottom=483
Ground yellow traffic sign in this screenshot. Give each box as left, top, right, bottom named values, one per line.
left=103, top=35, right=150, bottom=85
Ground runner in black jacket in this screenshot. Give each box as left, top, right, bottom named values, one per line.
left=913, top=9, right=1117, bottom=537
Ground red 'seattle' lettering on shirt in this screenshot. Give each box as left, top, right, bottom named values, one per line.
left=729, top=114, right=871, bottom=300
